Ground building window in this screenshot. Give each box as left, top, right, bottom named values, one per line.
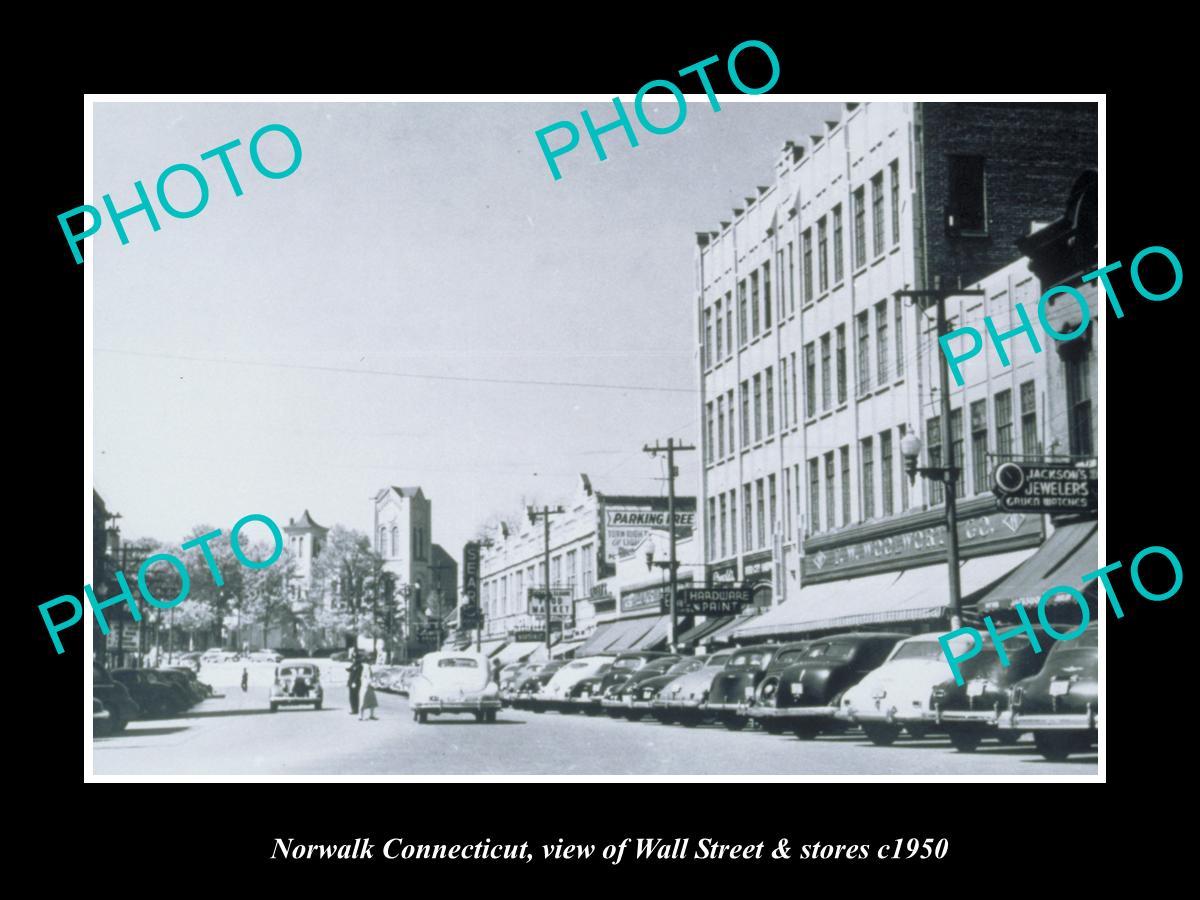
left=714, top=298, right=723, bottom=360
left=950, top=407, right=965, bottom=496
left=725, top=291, right=733, bottom=356
left=1066, top=350, right=1093, bottom=456
left=861, top=437, right=875, bottom=520
left=836, top=325, right=847, bottom=404
left=750, top=270, right=761, bottom=337
left=895, top=297, right=905, bottom=378
left=820, top=333, right=832, bottom=411
left=753, top=373, right=763, bottom=442
left=808, top=459, right=820, bottom=536
left=755, top=479, right=766, bottom=549
left=730, top=488, right=737, bottom=556
left=852, top=187, right=866, bottom=269
left=832, top=204, right=844, bottom=283
left=768, top=474, right=777, bottom=540
left=780, top=358, right=789, bottom=429
left=1020, top=380, right=1040, bottom=460
left=717, top=396, right=726, bottom=458
left=890, top=159, right=901, bottom=245
left=763, top=262, right=772, bottom=330
left=704, top=307, right=713, bottom=367
left=790, top=353, right=799, bottom=423
left=391, top=526, right=398, bottom=557
left=840, top=446, right=851, bottom=525
left=707, top=499, right=717, bottom=562
left=727, top=389, right=735, bottom=453
left=775, top=250, right=784, bottom=319
left=551, top=555, right=562, bottom=587
left=743, top=484, right=753, bottom=550
left=817, top=216, right=829, bottom=293
left=787, top=241, right=795, bottom=314
left=880, top=430, right=894, bottom=516
left=898, top=424, right=910, bottom=511
left=856, top=311, right=871, bottom=395
left=794, top=464, right=802, bottom=538
left=802, top=229, right=814, bottom=303
left=738, top=280, right=748, bottom=346
left=765, top=366, right=775, bottom=437
left=565, top=551, right=576, bottom=595
left=740, top=380, right=751, bottom=446
left=927, top=416, right=944, bottom=506
left=875, top=300, right=889, bottom=385
left=971, top=399, right=989, bottom=495
left=824, top=451, right=835, bottom=531
left=581, top=544, right=594, bottom=593
left=378, top=526, right=386, bottom=554
left=804, top=343, right=816, bottom=418
left=995, top=389, right=1013, bottom=458
left=947, top=154, right=987, bottom=233
left=719, top=494, right=728, bottom=558
left=705, top=401, right=714, bottom=464
left=871, top=172, right=885, bottom=258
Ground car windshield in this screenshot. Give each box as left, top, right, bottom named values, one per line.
left=800, top=641, right=857, bottom=661
left=890, top=641, right=949, bottom=662
left=707, top=653, right=731, bottom=667
left=280, top=667, right=314, bottom=677
left=436, top=658, right=480, bottom=668
left=666, top=658, right=705, bottom=675
left=612, top=658, right=642, bottom=670
left=729, top=651, right=768, bottom=668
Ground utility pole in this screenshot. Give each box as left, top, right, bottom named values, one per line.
left=643, top=437, right=696, bottom=651
left=528, top=505, right=565, bottom=659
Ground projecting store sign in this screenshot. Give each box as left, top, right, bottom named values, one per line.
left=669, top=587, right=754, bottom=616
left=993, top=461, right=1097, bottom=514
left=601, top=502, right=696, bottom=564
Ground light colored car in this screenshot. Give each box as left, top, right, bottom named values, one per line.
left=269, top=662, right=324, bottom=711
left=534, top=655, right=616, bottom=711
left=246, top=649, right=284, bottom=663
left=836, top=631, right=977, bottom=745
left=200, top=649, right=240, bottom=664
left=651, top=651, right=732, bottom=724
left=408, top=651, right=500, bottom=723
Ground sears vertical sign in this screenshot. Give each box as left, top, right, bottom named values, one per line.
left=462, top=542, right=481, bottom=606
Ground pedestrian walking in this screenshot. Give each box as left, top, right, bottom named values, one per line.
left=240, top=667, right=248, bottom=692
left=347, top=653, right=363, bottom=715
left=359, top=664, right=379, bottom=720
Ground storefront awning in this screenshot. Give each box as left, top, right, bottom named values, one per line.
left=573, top=622, right=618, bottom=657
left=551, top=637, right=586, bottom=659
left=478, top=637, right=508, bottom=658
left=706, top=609, right=764, bottom=644
left=602, top=616, right=660, bottom=652
left=978, top=522, right=1098, bottom=611
left=733, top=548, right=1038, bottom=639
left=628, top=615, right=672, bottom=651
left=492, top=641, right=545, bottom=666
left=676, top=616, right=733, bottom=646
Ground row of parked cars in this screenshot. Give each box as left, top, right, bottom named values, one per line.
left=371, top=665, right=420, bottom=695
left=497, top=624, right=1098, bottom=761
left=93, top=664, right=215, bottom=735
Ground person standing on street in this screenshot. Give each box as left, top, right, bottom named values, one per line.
left=359, top=663, right=379, bottom=721
left=347, top=653, right=363, bottom=715
left=240, top=667, right=248, bottom=692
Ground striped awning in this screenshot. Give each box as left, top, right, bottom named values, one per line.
left=979, top=522, right=1098, bottom=611
left=676, top=616, right=733, bottom=646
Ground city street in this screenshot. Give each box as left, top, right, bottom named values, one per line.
left=94, top=688, right=1097, bottom=776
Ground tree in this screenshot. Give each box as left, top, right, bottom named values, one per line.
left=243, top=546, right=300, bottom=649
left=178, top=524, right=248, bottom=645
left=308, top=526, right=385, bottom=646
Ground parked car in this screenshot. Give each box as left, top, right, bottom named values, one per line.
left=498, top=662, right=538, bottom=704
left=998, top=622, right=1097, bottom=760
left=703, top=644, right=792, bottom=730
left=110, top=669, right=187, bottom=718
left=200, top=649, right=240, bottom=664
left=93, top=697, right=112, bottom=736
left=651, top=651, right=732, bottom=724
left=565, top=662, right=616, bottom=714
left=246, top=649, right=284, bottom=663
left=164, top=666, right=215, bottom=698
left=570, top=652, right=674, bottom=716
left=153, top=668, right=205, bottom=706
left=746, top=633, right=908, bottom=737
left=535, top=654, right=618, bottom=713
left=173, top=652, right=203, bottom=673
left=601, top=656, right=681, bottom=718
left=269, top=662, right=324, bottom=711
left=933, top=627, right=1051, bottom=752
left=93, top=664, right=140, bottom=731
left=330, top=649, right=376, bottom=663
left=370, top=665, right=402, bottom=690
left=512, top=660, right=568, bottom=710
left=616, top=656, right=709, bottom=720
left=408, top=651, right=500, bottom=723
left=837, top=631, right=979, bottom=745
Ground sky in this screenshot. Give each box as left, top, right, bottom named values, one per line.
left=93, top=98, right=843, bottom=558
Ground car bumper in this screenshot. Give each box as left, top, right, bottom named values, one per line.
left=839, top=704, right=932, bottom=725
left=702, top=701, right=747, bottom=714
left=748, top=705, right=839, bottom=719
left=653, top=698, right=704, bottom=710
left=412, top=698, right=502, bottom=713
left=1000, top=706, right=1097, bottom=731
left=271, top=696, right=322, bottom=705
left=600, top=696, right=636, bottom=709
left=936, top=706, right=1003, bottom=726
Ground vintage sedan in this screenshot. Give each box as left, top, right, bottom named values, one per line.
left=566, top=662, right=616, bottom=714
left=512, top=660, right=568, bottom=710
left=933, top=627, right=1051, bottom=752
left=998, top=622, right=1097, bottom=760
left=535, top=655, right=617, bottom=713
left=703, top=644, right=793, bottom=730
left=269, top=662, right=324, bottom=711
left=408, top=651, right=500, bottom=723
left=837, top=631, right=977, bottom=745
left=600, top=655, right=682, bottom=718
left=111, top=668, right=187, bottom=718
left=93, top=697, right=112, bottom=736
left=617, top=656, right=709, bottom=720
left=499, top=662, right=544, bottom=705
left=651, top=652, right=732, bottom=724
left=93, top=665, right=140, bottom=731
left=747, top=633, right=908, bottom=737
left=571, top=652, right=674, bottom=715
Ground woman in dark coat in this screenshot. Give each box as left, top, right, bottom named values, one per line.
left=347, top=655, right=363, bottom=714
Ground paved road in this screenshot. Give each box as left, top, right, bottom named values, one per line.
left=93, top=690, right=1098, bottom=776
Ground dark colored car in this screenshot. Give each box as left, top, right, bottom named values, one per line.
left=999, top=622, right=1097, bottom=760
left=572, top=652, right=674, bottom=715
left=512, top=660, right=567, bottom=710
left=933, top=628, right=1052, bottom=752
left=601, top=656, right=681, bottom=718
left=93, top=698, right=112, bottom=736
left=500, top=662, right=546, bottom=705
left=93, top=665, right=140, bottom=732
left=110, top=669, right=187, bottom=718
left=153, top=668, right=205, bottom=705
left=621, top=656, right=709, bottom=720
left=704, top=644, right=792, bottom=730
left=748, top=633, right=907, bottom=737
left=165, top=666, right=215, bottom=698
left=566, top=662, right=615, bottom=714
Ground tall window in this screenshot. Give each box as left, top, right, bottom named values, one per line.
left=1020, top=380, right=1040, bottom=460
left=581, top=544, right=594, bottom=593
left=836, top=325, right=847, bottom=404
left=880, top=430, right=894, bottom=516
left=890, top=159, right=901, bottom=245
left=820, top=333, right=832, bottom=411
left=775, top=250, right=784, bottom=319
left=817, top=216, right=829, bottom=293
left=763, top=262, right=772, bottom=330
left=738, top=280, right=748, bottom=346
left=768, top=475, right=777, bottom=539
left=717, top=396, right=726, bottom=458
left=784, top=468, right=792, bottom=540
left=704, top=307, right=713, bottom=367
left=808, top=459, right=820, bottom=535
left=705, top=402, right=714, bottom=464
left=756, top=479, right=766, bottom=549
left=750, top=271, right=760, bottom=337
left=743, top=484, right=753, bottom=550
left=824, top=451, right=835, bottom=531
left=378, top=526, right=386, bottom=554
left=856, top=311, right=871, bottom=395
left=971, top=400, right=989, bottom=494
left=802, top=228, right=814, bottom=303
left=707, top=500, right=717, bottom=562
left=871, top=172, right=885, bottom=258
left=729, top=488, right=737, bottom=556
left=895, top=297, right=905, bottom=377
left=794, top=464, right=802, bottom=538
left=753, top=373, right=763, bottom=442
left=727, top=389, right=736, bottom=452
left=1066, top=350, right=1093, bottom=456
left=765, top=366, right=775, bottom=436
left=551, top=555, right=562, bottom=587
left=391, top=526, right=398, bottom=557
left=804, top=343, right=816, bottom=418
left=725, top=291, right=733, bottom=356
left=566, top=550, right=576, bottom=594
left=832, top=204, right=844, bottom=283
left=517, top=569, right=525, bottom=604
left=790, top=353, right=798, bottom=422
left=714, top=298, right=723, bottom=360
left=995, top=389, right=1013, bottom=458
left=787, top=241, right=795, bottom=313
left=780, top=358, right=789, bottom=429
left=898, top=424, right=910, bottom=511
left=947, top=155, right=987, bottom=233
left=950, top=407, right=965, bottom=496
left=875, top=300, right=889, bottom=385
left=840, top=446, right=851, bottom=525
left=719, top=495, right=728, bottom=558
left=852, top=187, right=866, bottom=269
left=927, top=416, right=944, bottom=505
left=861, top=437, right=875, bottom=520
left=740, top=380, right=750, bottom=445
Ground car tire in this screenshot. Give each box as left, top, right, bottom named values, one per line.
left=314, top=700, right=322, bottom=710
left=415, top=711, right=428, bottom=724
left=995, top=731, right=1023, bottom=746
left=906, top=725, right=930, bottom=740
left=862, top=723, right=901, bottom=746
left=949, top=730, right=982, bottom=753
left=269, top=702, right=278, bottom=713
left=680, top=716, right=698, bottom=727
left=1035, top=732, right=1074, bottom=761
left=485, top=710, right=497, bottom=723
left=109, top=711, right=128, bottom=733
left=794, top=722, right=821, bottom=740
left=722, top=715, right=747, bottom=732
left=761, top=721, right=788, bottom=735
left=532, top=707, right=545, bottom=714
